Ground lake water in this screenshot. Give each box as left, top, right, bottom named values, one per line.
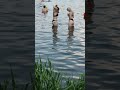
left=35, top=0, right=85, bottom=78
left=86, top=0, right=120, bottom=89
left=0, top=0, right=34, bottom=88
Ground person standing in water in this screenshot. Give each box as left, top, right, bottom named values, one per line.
left=52, top=5, right=59, bottom=27
left=67, top=7, right=74, bottom=20
left=53, top=5, right=59, bottom=17
left=42, top=5, right=48, bottom=14
left=52, top=17, right=58, bottom=27
left=67, top=7, right=74, bottom=27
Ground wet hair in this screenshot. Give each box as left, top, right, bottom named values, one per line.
left=55, top=5, right=59, bottom=10
left=43, top=5, right=46, bottom=8
left=67, top=7, right=71, bottom=12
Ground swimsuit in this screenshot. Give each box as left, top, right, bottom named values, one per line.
left=70, top=19, right=74, bottom=21
left=53, top=12, right=58, bottom=17
left=52, top=19, right=57, bottom=22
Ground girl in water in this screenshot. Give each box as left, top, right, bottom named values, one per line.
left=67, top=7, right=74, bottom=27
left=53, top=5, right=59, bottom=17
left=42, top=5, right=48, bottom=14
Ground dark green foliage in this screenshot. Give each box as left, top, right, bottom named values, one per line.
left=0, top=59, right=85, bottom=90
left=35, top=59, right=85, bottom=90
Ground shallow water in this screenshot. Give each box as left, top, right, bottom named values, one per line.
left=35, top=0, right=85, bottom=77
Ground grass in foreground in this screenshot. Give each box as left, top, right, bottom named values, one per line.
left=0, top=59, right=85, bottom=90
left=35, top=59, right=85, bottom=90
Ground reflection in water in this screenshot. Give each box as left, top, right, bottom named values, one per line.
left=35, top=0, right=85, bottom=78
left=86, top=0, right=120, bottom=89
left=85, top=0, right=94, bottom=24
left=52, top=26, right=58, bottom=47
left=85, top=0, right=95, bottom=34
left=67, top=26, right=74, bottom=47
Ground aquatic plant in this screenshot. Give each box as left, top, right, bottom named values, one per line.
left=35, top=59, right=85, bottom=90
left=0, top=59, right=85, bottom=90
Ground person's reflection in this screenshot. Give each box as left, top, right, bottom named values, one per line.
left=85, top=0, right=95, bottom=34
left=68, top=26, right=74, bottom=36
left=52, top=26, right=58, bottom=47
left=85, top=0, right=95, bottom=24
left=67, top=26, right=74, bottom=47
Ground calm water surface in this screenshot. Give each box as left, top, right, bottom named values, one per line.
left=86, top=0, right=120, bottom=89
left=35, top=0, right=85, bottom=77
left=0, top=0, right=34, bottom=87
